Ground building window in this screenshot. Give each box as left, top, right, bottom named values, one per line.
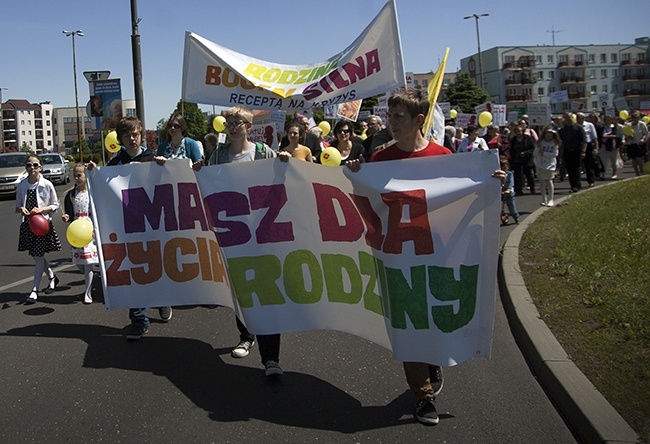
left=601, top=69, right=608, bottom=78
left=21, top=120, right=25, bottom=125
left=505, top=55, right=515, bottom=63
left=639, top=53, right=646, bottom=62
left=602, top=85, right=608, bottom=93
left=622, top=53, right=631, bottom=62
left=47, top=130, right=51, bottom=136
left=46, top=120, right=50, bottom=126
left=549, top=86, right=556, bottom=93
left=612, top=68, right=618, bottom=77
left=547, top=55, right=554, bottom=64
left=536, top=55, right=542, bottom=64
left=592, top=101, right=598, bottom=109
left=600, top=54, right=607, bottom=63
left=589, top=69, right=596, bottom=79
left=590, top=85, right=598, bottom=94
left=126, top=109, right=137, bottom=117
left=559, top=54, right=569, bottom=63
left=588, top=54, right=595, bottom=64
left=422, top=79, right=428, bottom=87
left=613, top=84, right=618, bottom=93
left=538, top=87, right=544, bottom=95
left=548, top=71, right=555, bottom=79
left=611, top=53, right=618, bottom=63
left=46, top=110, right=50, bottom=116
left=537, top=71, right=544, bottom=80
left=575, top=54, right=583, bottom=64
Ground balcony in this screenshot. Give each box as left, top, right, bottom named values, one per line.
left=621, top=60, right=632, bottom=66
left=506, top=94, right=534, bottom=102
left=636, top=59, right=648, bottom=65
left=568, top=92, right=587, bottom=99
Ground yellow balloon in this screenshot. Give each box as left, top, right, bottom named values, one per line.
left=571, top=113, right=577, bottom=123
left=619, top=110, right=629, bottom=120
left=450, top=109, right=457, bottom=119
left=478, top=111, right=493, bottom=128
left=320, top=147, right=341, bottom=166
left=213, top=115, right=226, bottom=132
left=318, top=121, right=331, bottom=137
left=67, top=219, right=94, bottom=248
left=105, top=131, right=121, bottom=153
left=622, top=125, right=635, bottom=137
left=643, top=115, right=650, bottom=125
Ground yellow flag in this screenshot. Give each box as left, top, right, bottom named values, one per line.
left=423, top=48, right=450, bottom=141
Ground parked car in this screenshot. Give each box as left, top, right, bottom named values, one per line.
left=40, top=153, right=69, bottom=185
left=0, top=152, right=28, bottom=195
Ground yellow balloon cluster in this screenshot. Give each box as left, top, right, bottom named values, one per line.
left=318, top=121, right=331, bottom=137
left=619, top=110, right=629, bottom=120
left=105, top=131, right=121, bottom=153
left=450, top=109, right=458, bottom=119
left=478, top=111, right=493, bottom=127
left=320, top=147, right=341, bottom=166
left=213, top=115, right=226, bottom=132
left=67, top=219, right=94, bottom=248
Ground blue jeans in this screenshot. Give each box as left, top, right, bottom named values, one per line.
left=502, top=194, right=519, bottom=219
left=129, top=307, right=149, bottom=330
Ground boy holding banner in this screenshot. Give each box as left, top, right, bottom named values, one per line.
left=347, top=89, right=505, bottom=426
left=194, top=105, right=291, bottom=377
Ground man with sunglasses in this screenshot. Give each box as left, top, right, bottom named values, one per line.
left=195, top=105, right=291, bottom=377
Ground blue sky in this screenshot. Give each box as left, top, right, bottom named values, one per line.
left=2, top=0, right=648, bottom=129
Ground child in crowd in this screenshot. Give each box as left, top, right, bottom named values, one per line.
left=500, top=156, right=519, bottom=224
left=194, top=105, right=291, bottom=377
left=535, top=127, right=560, bottom=207
left=16, top=154, right=62, bottom=303
left=62, top=163, right=99, bottom=304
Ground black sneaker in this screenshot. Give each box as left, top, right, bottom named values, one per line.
left=126, top=325, right=148, bottom=341
left=415, top=398, right=439, bottom=425
left=158, top=306, right=173, bottom=322
left=430, top=366, right=444, bottom=396
left=264, top=360, right=283, bottom=377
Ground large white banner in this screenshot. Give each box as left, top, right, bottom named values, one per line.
left=88, top=151, right=501, bottom=366
left=181, top=0, right=404, bottom=110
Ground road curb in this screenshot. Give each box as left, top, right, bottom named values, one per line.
left=498, top=187, right=640, bottom=444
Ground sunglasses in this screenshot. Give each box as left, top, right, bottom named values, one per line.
left=226, top=120, right=245, bottom=129
left=337, top=129, right=351, bottom=134
left=169, top=123, right=181, bottom=129
left=26, top=162, right=41, bottom=168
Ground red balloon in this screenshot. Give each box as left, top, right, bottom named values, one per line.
left=29, top=214, right=50, bottom=237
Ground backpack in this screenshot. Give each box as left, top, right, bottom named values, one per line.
left=215, top=142, right=270, bottom=164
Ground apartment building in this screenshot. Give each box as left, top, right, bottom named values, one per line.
left=1, top=99, right=55, bottom=152
left=459, top=36, right=650, bottom=114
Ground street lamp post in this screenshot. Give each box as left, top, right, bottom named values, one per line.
left=464, top=13, right=489, bottom=91
left=0, top=87, right=7, bottom=153
left=63, top=29, right=84, bottom=162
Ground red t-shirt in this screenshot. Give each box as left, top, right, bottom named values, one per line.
left=370, top=140, right=452, bottom=162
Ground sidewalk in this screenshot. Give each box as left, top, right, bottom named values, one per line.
left=498, top=175, right=641, bottom=444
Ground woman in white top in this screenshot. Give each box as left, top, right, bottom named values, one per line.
left=534, top=127, right=560, bottom=207
left=457, top=125, right=488, bottom=153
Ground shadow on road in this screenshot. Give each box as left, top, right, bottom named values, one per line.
left=1, top=322, right=424, bottom=432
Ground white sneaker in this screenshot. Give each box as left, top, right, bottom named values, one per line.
left=547, top=200, right=555, bottom=207
left=83, top=294, right=93, bottom=304
left=231, top=340, right=255, bottom=358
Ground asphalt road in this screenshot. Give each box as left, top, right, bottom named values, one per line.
left=1, top=163, right=633, bottom=443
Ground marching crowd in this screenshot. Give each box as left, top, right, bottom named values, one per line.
left=14, top=89, right=647, bottom=426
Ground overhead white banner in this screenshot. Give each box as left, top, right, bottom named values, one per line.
left=88, top=151, right=501, bottom=366
left=181, top=0, right=404, bottom=110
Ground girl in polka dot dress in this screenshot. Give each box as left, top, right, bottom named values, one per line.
left=16, top=154, right=62, bottom=303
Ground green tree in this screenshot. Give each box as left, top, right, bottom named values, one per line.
left=20, top=142, right=31, bottom=153
left=446, top=72, right=488, bottom=113
left=171, top=101, right=208, bottom=142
